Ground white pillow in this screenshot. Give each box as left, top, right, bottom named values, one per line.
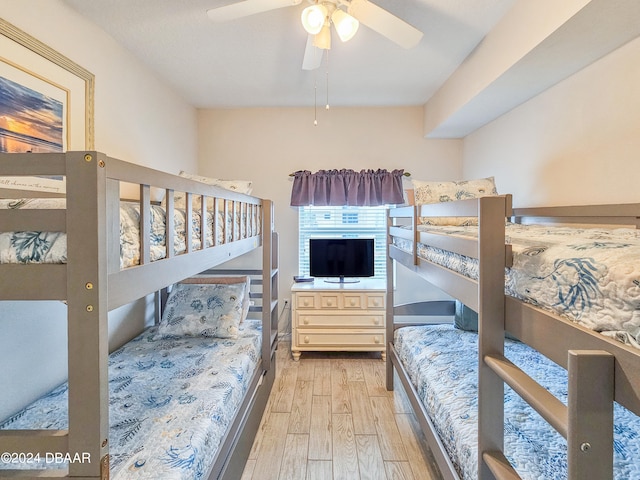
left=166, top=171, right=253, bottom=209
left=179, top=171, right=253, bottom=195
left=412, top=176, right=498, bottom=226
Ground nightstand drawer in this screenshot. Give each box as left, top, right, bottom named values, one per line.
left=296, top=331, right=385, bottom=348
left=296, top=294, right=316, bottom=309
left=342, top=293, right=363, bottom=309
left=296, top=313, right=384, bottom=328
left=319, top=294, right=340, bottom=309
left=366, top=293, right=385, bottom=309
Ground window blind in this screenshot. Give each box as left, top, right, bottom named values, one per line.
left=298, top=205, right=387, bottom=279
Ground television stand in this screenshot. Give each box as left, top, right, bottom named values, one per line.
left=324, top=276, right=360, bottom=284
left=291, top=278, right=386, bottom=361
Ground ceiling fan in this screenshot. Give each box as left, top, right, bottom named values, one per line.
left=206, top=0, right=423, bottom=70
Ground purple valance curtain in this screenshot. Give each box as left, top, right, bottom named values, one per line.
left=290, top=169, right=405, bottom=206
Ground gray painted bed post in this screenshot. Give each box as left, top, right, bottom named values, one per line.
left=386, top=207, right=395, bottom=390
left=66, top=151, right=110, bottom=478
left=262, top=199, right=277, bottom=368
left=477, top=195, right=508, bottom=480
left=567, top=350, right=614, bottom=480
left=385, top=205, right=417, bottom=390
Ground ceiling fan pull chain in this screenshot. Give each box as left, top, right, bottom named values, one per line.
left=314, top=62, right=319, bottom=126
left=314, top=83, right=318, bottom=126
left=325, top=49, right=330, bottom=110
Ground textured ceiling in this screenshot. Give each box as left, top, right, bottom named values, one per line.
left=62, top=0, right=517, bottom=108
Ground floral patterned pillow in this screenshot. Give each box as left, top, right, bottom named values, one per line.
left=413, top=177, right=498, bottom=226
left=180, top=275, right=251, bottom=322
left=157, top=281, right=247, bottom=339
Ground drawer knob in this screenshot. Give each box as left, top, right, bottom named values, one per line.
left=373, top=299, right=380, bottom=306
left=304, top=336, right=310, bottom=344
left=327, top=300, right=334, bottom=306
left=373, top=318, right=380, bottom=325
left=349, top=299, right=356, bottom=306
left=303, top=318, right=309, bottom=325
left=374, top=336, right=381, bottom=344
left=303, top=299, right=310, bottom=306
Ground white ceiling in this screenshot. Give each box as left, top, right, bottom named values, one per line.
left=61, top=0, right=517, bottom=108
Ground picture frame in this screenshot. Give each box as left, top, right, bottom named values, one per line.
left=0, top=17, right=94, bottom=152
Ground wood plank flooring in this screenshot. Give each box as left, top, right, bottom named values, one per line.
left=241, top=341, right=442, bottom=480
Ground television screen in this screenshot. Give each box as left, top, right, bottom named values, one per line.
left=309, top=238, right=374, bottom=282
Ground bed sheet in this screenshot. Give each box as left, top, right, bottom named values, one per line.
left=0, top=319, right=263, bottom=479
left=394, top=324, right=640, bottom=480
left=394, top=223, right=640, bottom=348
left=0, top=198, right=255, bottom=268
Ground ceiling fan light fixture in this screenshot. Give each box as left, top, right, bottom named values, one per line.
left=313, top=23, right=332, bottom=49
left=301, top=4, right=328, bottom=35
left=332, top=9, right=359, bottom=42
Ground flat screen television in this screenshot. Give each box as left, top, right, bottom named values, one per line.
left=309, top=238, right=375, bottom=283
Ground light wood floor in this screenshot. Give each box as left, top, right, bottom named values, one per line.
left=241, top=341, right=442, bottom=480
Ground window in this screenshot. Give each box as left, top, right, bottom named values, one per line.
left=298, top=205, right=387, bottom=279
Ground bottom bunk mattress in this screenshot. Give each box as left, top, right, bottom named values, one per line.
left=394, top=324, right=640, bottom=480
left=0, top=319, right=263, bottom=479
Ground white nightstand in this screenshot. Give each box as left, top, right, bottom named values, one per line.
left=291, top=278, right=386, bottom=361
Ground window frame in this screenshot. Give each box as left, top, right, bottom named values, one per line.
left=298, top=205, right=388, bottom=280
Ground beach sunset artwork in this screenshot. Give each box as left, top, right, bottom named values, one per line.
left=0, top=75, right=64, bottom=153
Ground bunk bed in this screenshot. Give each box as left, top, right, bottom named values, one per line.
left=0, top=151, right=279, bottom=480
left=386, top=192, right=640, bottom=480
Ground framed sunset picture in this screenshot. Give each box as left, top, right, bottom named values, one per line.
left=0, top=72, right=64, bottom=153
left=0, top=18, right=94, bottom=152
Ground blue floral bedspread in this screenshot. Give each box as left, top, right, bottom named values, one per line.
left=0, top=320, right=262, bottom=479
left=395, top=223, right=640, bottom=348
left=395, top=324, right=640, bottom=480
left=0, top=198, right=252, bottom=268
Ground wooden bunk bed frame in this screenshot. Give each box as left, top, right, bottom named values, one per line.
left=0, top=151, right=279, bottom=480
left=385, top=195, right=640, bottom=480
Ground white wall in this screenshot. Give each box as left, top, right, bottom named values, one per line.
left=1, top=0, right=198, bottom=173
left=463, top=35, right=640, bottom=207
left=197, top=106, right=463, bottom=325
left=0, top=0, right=198, bottom=420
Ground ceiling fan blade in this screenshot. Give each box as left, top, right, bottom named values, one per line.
left=207, top=0, right=302, bottom=22
left=347, top=0, right=423, bottom=49
left=302, top=35, right=323, bottom=70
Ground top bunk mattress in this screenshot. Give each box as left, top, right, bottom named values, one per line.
left=0, top=198, right=258, bottom=268
left=0, top=319, right=263, bottom=479
left=393, top=222, right=640, bottom=348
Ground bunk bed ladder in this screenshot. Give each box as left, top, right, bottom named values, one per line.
left=477, top=194, right=614, bottom=479
left=483, top=350, right=614, bottom=480
left=477, top=195, right=616, bottom=480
